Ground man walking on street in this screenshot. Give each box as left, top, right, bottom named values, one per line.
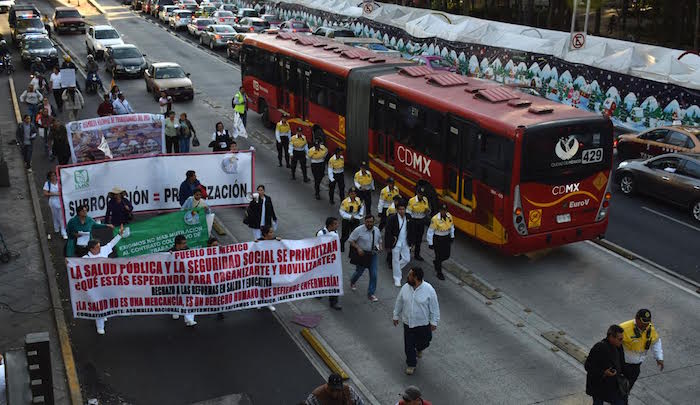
left=339, top=186, right=364, bottom=252
left=378, top=177, right=400, bottom=230
left=327, top=148, right=345, bottom=204
left=19, top=84, right=43, bottom=121
left=348, top=215, right=382, bottom=302
left=426, top=204, right=454, bottom=281
left=317, top=216, right=342, bottom=310
left=585, top=325, right=628, bottom=405
left=305, top=373, right=364, bottom=405
left=393, top=267, right=439, bottom=375
left=620, top=309, right=664, bottom=397
left=407, top=187, right=431, bottom=261
left=289, top=127, right=310, bottom=182
left=16, top=114, right=38, bottom=171
left=353, top=161, right=374, bottom=215
left=233, top=85, right=247, bottom=126
left=275, top=115, right=291, bottom=167
left=385, top=199, right=410, bottom=287
left=308, top=138, right=328, bottom=200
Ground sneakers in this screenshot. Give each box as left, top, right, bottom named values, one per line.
left=172, top=314, right=180, bottom=320
left=62, top=234, right=68, bottom=240
left=47, top=234, right=52, bottom=240
left=350, top=283, right=356, bottom=291
left=405, top=367, right=415, bottom=375
left=96, top=327, right=105, bottom=335
left=416, top=350, right=423, bottom=358
left=368, top=295, right=379, bottom=302
left=185, top=319, right=197, bottom=327
left=394, top=281, right=401, bottom=288
left=268, top=305, right=276, bottom=312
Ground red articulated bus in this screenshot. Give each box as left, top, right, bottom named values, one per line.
left=241, top=32, right=614, bottom=255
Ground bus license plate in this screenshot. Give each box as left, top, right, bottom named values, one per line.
left=556, top=214, right=571, bottom=224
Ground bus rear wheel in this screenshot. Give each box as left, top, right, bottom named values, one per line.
left=260, top=101, right=274, bottom=129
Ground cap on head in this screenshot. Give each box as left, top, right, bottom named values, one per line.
left=327, top=373, right=343, bottom=391
left=348, top=186, right=357, bottom=194
left=439, top=203, right=447, bottom=211
left=64, top=55, right=71, bottom=62
left=636, top=309, right=652, bottom=323
left=417, top=187, right=425, bottom=195
left=401, top=385, right=421, bottom=401
left=361, top=161, right=368, bottom=168
left=386, top=177, right=394, bottom=184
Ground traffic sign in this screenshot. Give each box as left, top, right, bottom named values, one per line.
left=570, top=31, right=586, bottom=50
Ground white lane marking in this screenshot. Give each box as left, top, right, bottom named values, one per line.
left=641, top=206, right=700, bottom=232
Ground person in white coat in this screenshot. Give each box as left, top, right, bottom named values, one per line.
left=43, top=171, right=67, bottom=240
left=83, top=225, right=124, bottom=335
left=384, top=200, right=410, bottom=287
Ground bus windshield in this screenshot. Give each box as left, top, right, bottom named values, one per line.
left=521, top=122, right=612, bottom=183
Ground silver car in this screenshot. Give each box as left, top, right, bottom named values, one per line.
left=158, top=5, right=177, bottom=22
left=199, top=24, right=235, bottom=49
left=169, top=9, right=192, bottom=30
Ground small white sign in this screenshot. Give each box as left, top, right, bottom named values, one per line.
left=60, top=68, right=76, bottom=88
left=570, top=31, right=586, bottom=50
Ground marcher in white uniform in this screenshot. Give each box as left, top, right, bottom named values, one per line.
left=385, top=200, right=410, bottom=287
left=43, top=171, right=67, bottom=240
left=83, top=226, right=124, bottom=335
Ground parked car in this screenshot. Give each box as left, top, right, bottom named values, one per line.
left=20, top=35, right=58, bottom=68
left=8, top=5, right=40, bottom=28
left=52, top=7, right=85, bottom=34
left=615, top=153, right=700, bottom=221
left=105, top=44, right=147, bottom=78
left=151, top=0, right=174, bottom=17
left=226, top=33, right=252, bottom=61
left=85, top=25, right=124, bottom=59
left=195, top=4, right=216, bottom=17
left=278, top=19, right=310, bottom=33
left=616, top=126, right=700, bottom=161
left=199, top=24, right=236, bottom=49
left=12, top=16, right=48, bottom=44
left=187, top=17, right=214, bottom=36
left=159, top=5, right=178, bottom=22
left=233, top=17, right=269, bottom=33
left=312, top=26, right=355, bottom=38
left=144, top=62, right=194, bottom=100
left=235, top=7, right=258, bottom=22
left=260, top=13, right=282, bottom=28
left=411, top=55, right=456, bottom=72
left=169, top=9, right=193, bottom=30
left=211, top=10, right=235, bottom=25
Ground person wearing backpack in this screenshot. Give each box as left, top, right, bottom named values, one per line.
left=316, top=217, right=341, bottom=310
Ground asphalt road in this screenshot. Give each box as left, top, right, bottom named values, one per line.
left=3, top=1, right=700, bottom=404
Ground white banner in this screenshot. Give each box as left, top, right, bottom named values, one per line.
left=58, top=151, right=254, bottom=221
left=66, top=235, right=342, bottom=319
left=66, top=113, right=165, bottom=163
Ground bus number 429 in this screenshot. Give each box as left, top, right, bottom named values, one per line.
left=582, top=148, right=603, bottom=164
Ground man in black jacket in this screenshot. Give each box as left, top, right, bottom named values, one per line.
left=585, top=324, right=628, bottom=405
left=245, top=184, right=277, bottom=240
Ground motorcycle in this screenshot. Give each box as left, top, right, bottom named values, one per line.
left=85, top=72, right=101, bottom=94
left=1, top=54, right=13, bottom=75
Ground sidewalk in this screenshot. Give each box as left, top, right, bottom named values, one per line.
left=0, top=80, right=70, bottom=403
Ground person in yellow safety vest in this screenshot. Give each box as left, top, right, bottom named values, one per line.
left=407, top=187, right=431, bottom=261
left=307, top=138, right=328, bottom=200
left=327, top=148, right=345, bottom=205
left=354, top=161, right=375, bottom=215
left=288, top=127, right=310, bottom=182
left=232, top=85, right=247, bottom=126
left=620, top=309, right=664, bottom=395
left=427, top=204, right=454, bottom=280
left=377, top=177, right=400, bottom=231
left=338, top=186, right=364, bottom=252
left=275, top=115, right=291, bottom=168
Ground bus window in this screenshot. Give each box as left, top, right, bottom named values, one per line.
left=477, top=132, right=513, bottom=194
left=242, top=46, right=278, bottom=85
left=397, top=101, right=445, bottom=161
left=309, top=69, right=347, bottom=116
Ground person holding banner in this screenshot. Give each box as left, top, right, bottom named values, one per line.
left=317, top=217, right=342, bottom=310
left=256, top=225, right=279, bottom=312
left=66, top=205, right=115, bottom=257
left=83, top=225, right=124, bottom=335
left=178, top=170, right=202, bottom=206
left=112, top=93, right=134, bottom=115
left=105, top=187, right=134, bottom=227
left=244, top=185, right=277, bottom=240
left=348, top=215, right=382, bottom=303
left=97, top=94, right=114, bottom=117
left=169, top=235, right=198, bottom=326
left=181, top=187, right=210, bottom=214
left=210, top=122, right=233, bottom=152
left=51, top=120, right=71, bottom=165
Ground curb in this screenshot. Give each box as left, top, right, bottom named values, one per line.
left=87, top=0, right=107, bottom=14
left=8, top=78, right=85, bottom=405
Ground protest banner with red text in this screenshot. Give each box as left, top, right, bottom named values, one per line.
left=66, top=234, right=342, bottom=319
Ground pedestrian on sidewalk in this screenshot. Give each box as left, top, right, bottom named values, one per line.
left=210, top=121, right=233, bottom=152
left=65, top=204, right=114, bottom=257
left=396, top=385, right=432, bottom=405
left=385, top=199, right=410, bottom=287
left=178, top=170, right=202, bottom=206
left=181, top=187, right=210, bottom=213
left=97, top=94, right=114, bottom=116
left=353, top=161, right=374, bottom=215
left=178, top=112, right=196, bottom=153
left=426, top=204, right=454, bottom=281
left=339, top=187, right=364, bottom=252
left=585, top=324, right=628, bottom=405
left=392, top=267, right=440, bottom=375
left=378, top=177, right=400, bottom=230
left=43, top=171, right=67, bottom=240
left=19, top=84, right=43, bottom=121
left=305, top=373, right=364, bottom=405
left=316, top=216, right=342, bottom=310
left=348, top=214, right=382, bottom=302
left=275, top=115, right=291, bottom=167
left=15, top=114, right=37, bottom=171
left=49, top=66, right=63, bottom=112
left=112, top=92, right=134, bottom=115
left=104, top=187, right=134, bottom=227
left=308, top=138, right=328, bottom=200
left=289, top=127, right=310, bottom=182
left=61, top=87, right=84, bottom=122
left=164, top=111, right=180, bottom=153
left=169, top=234, right=197, bottom=326
left=407, top=187, right=431, bottom=262
left=244, top=185, right=277, bottom=240
left=51, top=120, right=71, bottom=165
left=84, top=226, right=124, bottom=335
left=619, top=309, right=664, bottom=397
left=327, top=148, right=345, bottom=204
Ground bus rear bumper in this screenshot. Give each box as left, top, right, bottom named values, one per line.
left=504, top=220, right=609, bottom=255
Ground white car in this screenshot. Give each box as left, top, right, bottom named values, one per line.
left=186, top=17, right=214, bottom=36
left=158, top=5, right=177, bottom=22
left=85, top=25, right=124, bottom=60
left=211, top=10, right=235, bottom=26
left=169, top=9, right=193, bottom=30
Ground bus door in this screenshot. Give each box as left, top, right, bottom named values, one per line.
left=372, top=89, right=398, bottom=164
left=295, top=63, right=312, bottom=121
left=446, top=115, right=478, bottom=234
left=280, top=57, right=296, bottom=116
